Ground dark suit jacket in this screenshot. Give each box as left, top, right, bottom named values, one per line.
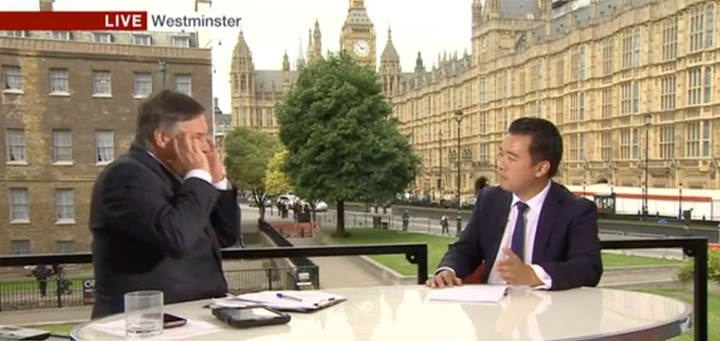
left=438, top=182, right=602, bottom=290
left=89, top=145, right=240, bottom=319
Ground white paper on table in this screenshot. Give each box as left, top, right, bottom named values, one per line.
left=232, top=290, right=346, bottom=311
left=92, top=319, right=220, bottom=340
left=210, top=297, right=259, bottom=308
left=425, top=285, right=509, bottom=304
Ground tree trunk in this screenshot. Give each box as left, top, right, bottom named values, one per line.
left=336, top=200, right=346, bottom=236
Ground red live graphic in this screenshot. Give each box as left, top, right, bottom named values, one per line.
left=0, top=11, right=147, bottom=30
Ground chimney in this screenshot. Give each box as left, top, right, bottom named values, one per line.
left=39, top=0, right=54, bottom=12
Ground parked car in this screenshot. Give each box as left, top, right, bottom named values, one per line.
left=314, top=201, right=328, bottom=212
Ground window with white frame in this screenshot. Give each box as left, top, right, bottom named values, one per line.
left=685, top=120, right=710, bottom=157
left=92, top=71, right=112, bottom=95
left=633, top=30, right=641, bottom=66
left=2, top=66, right=21, bottom=91
left=660, top=76, right=676, bottom=110
left=171, top=36, right=190, bottom=47
left=56, top=241, right=75, bottom=253
left=662, top=19, right=678, bottom=61
left=704, top=67, right=712, bottom=103
left=478, top=143, right=489, bottom=163
left=51, top=31, right=71, bottom=40
left=175, top=74, right=192, bottom=95
left=478, top=112, right=487, bottom=133
left=95, top=130, right=114, bottom=163
left=503, top=71, right=509, bottom=98
left=602, top=89, right=612, bottom=118
left=602, top=39, right=613, bottom=76
left=6, top=128, right=26, bottom=162
left=52, top=130, right=72, bottom=163
left=535, top=60, right=543, bottom=90
left=6, top=31, right=28, bottom=38
left=93, top=32, right=112, bottom=43
left=11, top=240, right=30, bottom=254
left=134, top=73, right=152, bottom=96
left=568, top=134, right=579, bottom=161
left=621, top=31, right=633, bottom=69
left=49, top=69, right=69, bottom=93
left=479, top=78, right=487, bottom=103
left=555, top=58, right=564, bottom=87
left=571, top=47, right=581, bottom=81
left=689, top=6, right=714, bottom=52
left=620, top=128, right=638, bottom=159
left=601, top=131, right=612, bottom=160
left=659, top=125, right=675, bottom=159
left=620, top=82, right=632, bottom=114
left=133, top=34, right=151, bottom=45
left=632, top=81, right=640, bottom=113
left=9, top=188, right=29, bottom=221
left=688, top=68, right=703, bottom=105
left=55, top=189, right=74, bottom=222
left=569, top=93, right=584, bottom=121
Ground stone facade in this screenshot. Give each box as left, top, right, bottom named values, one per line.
left=391, top=0, right=720, bottom=199
left=0, top=30, right=211, bottom=254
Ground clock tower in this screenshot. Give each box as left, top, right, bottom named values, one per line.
left=340, top=0, right=376, bottom=69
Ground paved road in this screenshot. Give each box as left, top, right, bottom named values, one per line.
left=317, top=210, right=684, bottom=260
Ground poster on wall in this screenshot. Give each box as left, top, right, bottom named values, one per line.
left=593, top=194, right=616, bottom=216
left=82, top=279, right=95, bottom=305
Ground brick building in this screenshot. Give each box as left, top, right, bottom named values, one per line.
left=0, top=2, right=212, bottom=254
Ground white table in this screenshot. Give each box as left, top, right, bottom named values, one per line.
left=71, top=285, right=692, bottom=341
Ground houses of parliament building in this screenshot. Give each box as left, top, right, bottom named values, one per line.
left=230, top=0, right=720, bottom=198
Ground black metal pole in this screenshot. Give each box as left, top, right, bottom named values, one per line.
left=439, top=130, right=443, bottom=200
left=644, top=122, right=649, bottom=216
left=691, top=239, right=708, bottom=341
left=456, top=118, right=462, bottom=237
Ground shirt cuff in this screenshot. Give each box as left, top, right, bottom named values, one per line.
left=212, top=177, right=230, bottom=190
left=184, top=169, right=212, bottom=184
left=529, top=264, right=552, bottom=290
left=435, top=266, right=456, bottom=276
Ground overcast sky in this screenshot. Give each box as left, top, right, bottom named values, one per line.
left=2, top=0, right=472, bottom=112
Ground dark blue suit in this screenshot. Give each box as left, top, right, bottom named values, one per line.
left=438, top=182, right=603, bottom=290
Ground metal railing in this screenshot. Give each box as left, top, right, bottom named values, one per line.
left=599, top=237, right=707, bottom=341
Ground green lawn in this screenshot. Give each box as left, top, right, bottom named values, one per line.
left=642, top=289, right=720, bottom=341
left=32, top=290, right=714, bottom=340
left=322, top=228, right=684, bottom=276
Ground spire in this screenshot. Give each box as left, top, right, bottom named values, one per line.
left=414, top=52, right=425, bottom=73
left=305, top=29, right=314, bottom=62
left=472, top=0, right=483, bottom=25
left=313, top=19, right=322, bottom=60
left=282, top=50, right=290, bottom=71
left=231, top=31, right=253, bottom=72
left=380, top=25, right=400, bottom=62
left=296, top=37, right=306, bottom=70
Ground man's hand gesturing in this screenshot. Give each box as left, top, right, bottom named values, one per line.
left=426, top=270, right=462, bottom=288
left=169, top=133, right=209, bottom=176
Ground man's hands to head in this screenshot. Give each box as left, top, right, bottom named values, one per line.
left=495, top=248, right=542, bottom=287
left=205, top=138, right=225, bottom=183
left=426, top=269, right=462, bottom=288
left=167, top=132, right=209, bottom=176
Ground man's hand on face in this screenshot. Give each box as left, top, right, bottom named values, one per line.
left=495, top=248, right=542, bottom=287
left=426, top=270, right=462, bottom=288
left=205, top=138, right=225, bottom=183
left=167, top=132, right=209, bottom=176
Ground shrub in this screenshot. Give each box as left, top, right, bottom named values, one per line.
left=677, top=249, right=720, bottom=283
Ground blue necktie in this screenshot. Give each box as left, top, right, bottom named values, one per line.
left=511, top=202, right=529, bottom=263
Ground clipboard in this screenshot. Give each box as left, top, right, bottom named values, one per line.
left=230, top=291, right=346, bottom=313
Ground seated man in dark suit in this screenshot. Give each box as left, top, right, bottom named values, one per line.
left=89, top=90, right=240, bottom=318
left=428, top=117, right=602, bottom=290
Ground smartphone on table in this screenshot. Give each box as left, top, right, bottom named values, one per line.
left=163, top=313, right=187, bottom=328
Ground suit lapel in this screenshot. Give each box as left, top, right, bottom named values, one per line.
left=482, top=190, right=512, bottom=281
left=532, top=183, right=561, bottom=262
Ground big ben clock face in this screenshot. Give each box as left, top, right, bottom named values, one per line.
left=353, top=40, right=370, bottom=57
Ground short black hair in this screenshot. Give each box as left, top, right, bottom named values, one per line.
left=134, top=90, right=205, bottom=148
left=507, top=117, right=563, bottom=178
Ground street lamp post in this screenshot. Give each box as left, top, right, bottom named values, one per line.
left=582, top=181, right=586, bottom=197
left=438, top=130, right=443, bottom=201
left=679, top=183, right=683, bottom=220
left=643, top=112, right=652, bottom=217
left=455, top=109, right=463, bottom=237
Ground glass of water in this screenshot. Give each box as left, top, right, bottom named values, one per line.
left=124, top=290, right=163, bottom=339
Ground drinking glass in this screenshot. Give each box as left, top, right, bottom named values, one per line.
left=124, top=290, right=163, bottom=339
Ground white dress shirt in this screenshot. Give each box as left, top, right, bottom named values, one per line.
left=148, top=151, right=229, bottom=190
left=439, top=181, right=553, bottom=290
left=487, top=180, right=553, bottom=289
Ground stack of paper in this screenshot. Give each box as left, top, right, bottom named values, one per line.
left=425, top=285, right=509, bottom=304
left=230, top=290, right=346, bottom=312
left=92, top=319, right=219, bottom=340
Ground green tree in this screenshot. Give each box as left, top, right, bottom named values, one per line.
left=224, top=127, right=281, bottom=219
left=265, top=149, right=293, bottom=195
left=275, top=51, right=421, bottom=236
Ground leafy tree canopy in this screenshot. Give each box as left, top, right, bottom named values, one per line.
left=224, top=126, right=282, bottom=196
left=265, top=149, right=293, bottom=195
left=275, top=51, right=420, bottom=206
